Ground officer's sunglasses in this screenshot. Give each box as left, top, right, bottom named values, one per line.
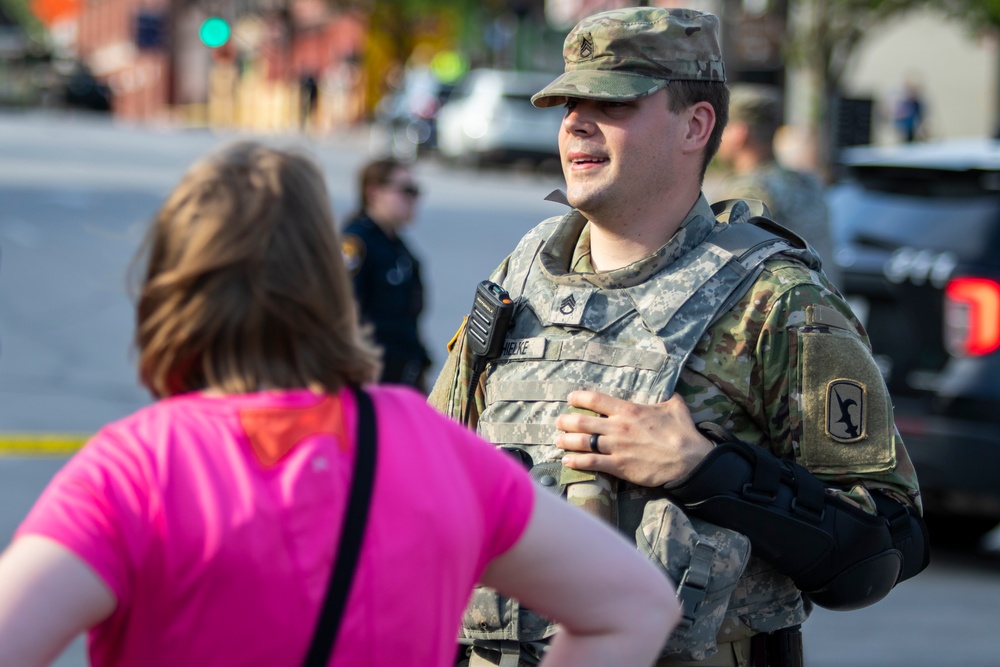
left=386, top=182, right=421, bottom=198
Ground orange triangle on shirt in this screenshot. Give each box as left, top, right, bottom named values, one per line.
left=239, top=395, right=347, bottom=468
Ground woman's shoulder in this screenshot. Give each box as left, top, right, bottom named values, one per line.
left=364, top=384, right=442, bottom=425
left=363, top=384, right=489, bottom=455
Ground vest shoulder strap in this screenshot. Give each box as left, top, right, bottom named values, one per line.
left=710, top=198, right=811, bottom=255
left=711, top=197, right=772, bottom=221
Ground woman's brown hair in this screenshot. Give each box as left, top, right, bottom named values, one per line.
left=132, top=141, right=381, bottom=398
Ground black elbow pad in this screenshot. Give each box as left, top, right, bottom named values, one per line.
left=663, top=425, right=929, bottom=611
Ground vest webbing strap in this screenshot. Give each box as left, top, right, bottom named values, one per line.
left=709, top=220, right=788, bottom=262
left=499, top=640, right=521, bottom=667
left=480, top=421, right=558, bottom=447
left=496, top=338, right=668, bottom=370
left=486, top=380, right=658, bottom=405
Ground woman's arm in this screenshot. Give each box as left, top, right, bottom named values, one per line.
left=480, top=485, right=679, bottom=667
left=0, top=536, right=116, bottom=667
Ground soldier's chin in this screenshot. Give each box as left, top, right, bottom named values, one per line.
left=565, top=187, right=604, bottom=216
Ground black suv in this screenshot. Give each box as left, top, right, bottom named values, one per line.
left=828, top=139, right=1000, bottom=546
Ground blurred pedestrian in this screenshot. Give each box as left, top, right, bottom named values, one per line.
left=0, top=141, right=680, bottom=667
left=342, top=157, right=431, bottom=392
left=300, top=73, right=319, bottom=130
left=714, top=83, right=840, bottom=285
left=893, top=78, right=926, bottom=143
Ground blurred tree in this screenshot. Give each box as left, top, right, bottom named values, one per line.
left=791, top=0, right=1000, bottom=175
left=788, top=0, right=932, bottom=179
left=1, top=0, right=47, bottom=44
left=349, top=0, right=494, bottom=116
left=932, top=0, right=1000, bottom=24
left=929, top=0, right=1000, bottom=136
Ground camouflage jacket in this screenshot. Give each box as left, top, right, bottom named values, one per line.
left=429, top=194, right=922, bottom=651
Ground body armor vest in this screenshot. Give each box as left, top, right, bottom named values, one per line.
left=463, top=201, right=818, bottom=651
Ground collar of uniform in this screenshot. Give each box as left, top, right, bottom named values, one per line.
left=354, top=213, right=398, bottom=243
left=540, top=194, right=718, bottom=289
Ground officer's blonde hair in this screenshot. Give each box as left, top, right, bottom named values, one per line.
left=132, top=141, right=381, bottom=398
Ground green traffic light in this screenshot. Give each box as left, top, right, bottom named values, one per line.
left=431, top=51, right=467, bottom=84
left=200, top=17, right=231, bottom=48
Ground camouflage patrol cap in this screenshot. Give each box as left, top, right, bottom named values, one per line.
left=531, top=7, right=726, bottom=109
left=728, top=83, right=783, bottom=133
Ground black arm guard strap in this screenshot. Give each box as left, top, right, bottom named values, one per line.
left=663, top=424, right=930, bottom=611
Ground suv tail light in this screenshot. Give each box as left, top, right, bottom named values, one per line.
left=944, top=277, right=1000, bottom=356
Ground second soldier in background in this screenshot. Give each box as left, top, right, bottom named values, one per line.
left=711, top=83, right=840, bottom=286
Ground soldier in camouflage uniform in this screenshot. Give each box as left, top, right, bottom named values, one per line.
left=711, top=83, right=840, bottom=286
left=429, top=7, right=929, bottom=667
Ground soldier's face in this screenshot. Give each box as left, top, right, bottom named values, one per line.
left=559, top=89, right=687, bottom=221
left=716, top=121, right=747, bottom=165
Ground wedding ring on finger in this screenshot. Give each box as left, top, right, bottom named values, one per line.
left=589, top=433, right=602, bottom=454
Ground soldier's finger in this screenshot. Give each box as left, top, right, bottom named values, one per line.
left=555, top=430, right=598, bottom=453
left=562, top=451, right=619, bottom=476
left=554, top=411, right=605, bottom=434
left=587, top=432, right=612, bottom=455
left=566, top=390, right=629, bottom=416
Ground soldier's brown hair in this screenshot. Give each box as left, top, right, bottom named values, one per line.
left=666, top=80, right=730, bottom=180
left=132, top=141, right=381, bottom=398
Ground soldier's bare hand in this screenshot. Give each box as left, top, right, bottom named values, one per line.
left=553, top=390, right=714, bottom=487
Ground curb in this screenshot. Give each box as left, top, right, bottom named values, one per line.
left=0, top=434, right=90, bottom=455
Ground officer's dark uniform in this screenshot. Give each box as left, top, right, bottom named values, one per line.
left=342, top=214, right=431, bottom=391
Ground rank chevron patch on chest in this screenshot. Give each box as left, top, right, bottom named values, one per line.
left=559, top=294, right=577, bottom=315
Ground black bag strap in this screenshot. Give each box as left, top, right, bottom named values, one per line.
left=302, top=387, right=377, bottom=667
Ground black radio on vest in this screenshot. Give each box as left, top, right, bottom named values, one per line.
left=463, top=280, right=515, bottom=425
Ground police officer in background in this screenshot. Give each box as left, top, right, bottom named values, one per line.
left=711, top=83, right=840, bottom=286
left=342, top=158, right=431, bottom=391
left=430, top=7, right=928, bottom=667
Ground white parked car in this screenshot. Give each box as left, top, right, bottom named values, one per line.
left=436, top=69, right=564, bottom=167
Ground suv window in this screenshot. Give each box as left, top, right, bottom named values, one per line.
left=831, top=167, right=1000, bottom=261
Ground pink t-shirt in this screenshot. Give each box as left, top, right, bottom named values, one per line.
left=16, top=385, right=534, bottom=666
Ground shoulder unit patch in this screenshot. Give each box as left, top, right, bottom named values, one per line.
left=826, top=379, right=866, bottom=443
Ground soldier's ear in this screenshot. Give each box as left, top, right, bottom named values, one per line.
left=681, top=101, right=715, bottom=154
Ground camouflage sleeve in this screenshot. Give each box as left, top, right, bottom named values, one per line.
left=427, top=317, right=478, bottom=422
left=753, top=262, right=922, bottom=515
left=427, top=256, right=513, bottom=428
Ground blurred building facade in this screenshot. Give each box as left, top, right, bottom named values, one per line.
left=837, top=8, right=998, bottom=144
left=76, top=0, right=168, bottom=119
left=22, top=0, right=998, bottom=145
left=64, top=0, right=369, bottom=127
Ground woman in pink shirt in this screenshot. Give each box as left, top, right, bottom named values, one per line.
left=0, top=142, right=679, bottom=667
